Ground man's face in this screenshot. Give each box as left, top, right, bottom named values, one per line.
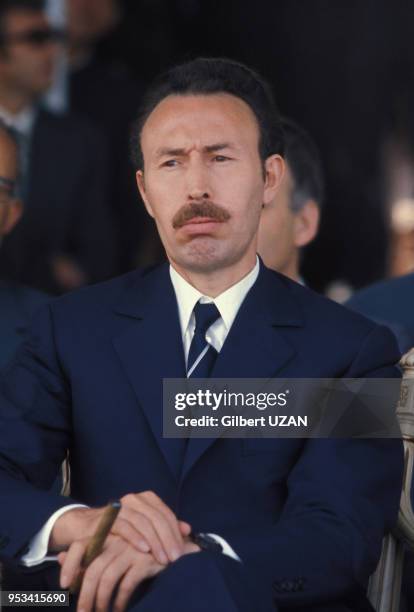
left=0, top=131, right=21, bottom=239
left=137, top=94, right=282, bottom=274
left=257, top=163, right=320, bottom=280
left=68, top=0, right=118, bottom=45
left=257, top=164, right=297, bottom=276
left=0, top=10, right=59, bottom=97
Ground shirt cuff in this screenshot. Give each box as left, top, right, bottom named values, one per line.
left=205, top=533, right=241, bottom=562
left=21, top=504, right=88, bottom=567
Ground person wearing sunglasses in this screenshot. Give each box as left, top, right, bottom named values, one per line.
left=0, top=0, right=117, bottom=294
left=0, top=118, right=48, bottom=369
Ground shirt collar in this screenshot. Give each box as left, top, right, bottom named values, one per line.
left=169, top=256, right=260, bottom=336
left=0, top=105, right=36, bottom=136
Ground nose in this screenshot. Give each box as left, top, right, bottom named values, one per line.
left=186, top=159, right=212, bottom=201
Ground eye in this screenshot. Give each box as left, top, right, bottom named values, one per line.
left=162, top=159, right=178, bottom=168
left=213, top=155, right=230, bottom=162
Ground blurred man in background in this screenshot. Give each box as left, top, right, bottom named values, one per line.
left=347, top=273, right=414, bottom=354
left=0, top=119, right=48, bottom=368
left=0, top=0, right=117, bottom=293
left=67, top=0, right=156, bottom=271
left=257, top=118, right=323, bottom=283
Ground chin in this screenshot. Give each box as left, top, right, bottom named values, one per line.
left=175, top=241, right=246, bottom=274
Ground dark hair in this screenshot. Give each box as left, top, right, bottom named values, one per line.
left=0, top=0, right=45, bottom=47
left=281, top=118, right=324, bottom=211
left=130, top=57, right=284, bottom=170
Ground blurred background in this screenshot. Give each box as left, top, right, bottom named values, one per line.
left=4, top=0, right=414, bottom=296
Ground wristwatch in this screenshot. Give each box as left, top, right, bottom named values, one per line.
left=190, top=532, right=223, bottom=553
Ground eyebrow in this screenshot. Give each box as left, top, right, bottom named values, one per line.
left=156, top=142, right=236, bottom=158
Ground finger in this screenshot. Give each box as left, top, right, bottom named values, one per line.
left=179, top=521, right=192, bottom=536
left=95, top=551, right=132, bottom=612
left=77, top=539, right=124, bottom=612
left=140, top=491, right=184, bottom=549
left=131, top=498, right=182, bottom=562
left=60, top=540, right=87, bottom=589
left=116, top=507, right=168, bottom=565
left=183, top=541, right=201, bottom=555
left=113, top=561, right=160, bottom=612
left=57, top=552, right=67, bottom=566
left=111, top=516, right=150, bottom=553
left=123, top=492, right=184, bottom=557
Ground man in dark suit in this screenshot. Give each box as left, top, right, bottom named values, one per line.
left=0, top=0, right=117, bottom=294
left=66, top=0, right=155, bottom=271
left=347, top=273, right=414, bottom=354
left=0, top=58, right=404, bottom=612
left=0, top=118, right=48, bottom=368
left=257, top=118, right=323, bottom=283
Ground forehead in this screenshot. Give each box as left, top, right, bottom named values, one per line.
left=5, top=10, right=49, bottom=34
left=141, top=94, right=260, bottom=156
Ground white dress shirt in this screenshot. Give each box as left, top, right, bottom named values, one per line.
left=0, top=105, right=36, bottom=136
left=22, top=259, right=260, bottom=567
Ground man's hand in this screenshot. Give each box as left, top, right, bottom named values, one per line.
left=50, top=492, right=191, bottom=564
left=58, top=535, right=200, bottom=612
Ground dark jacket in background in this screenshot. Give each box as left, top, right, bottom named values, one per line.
left=69, top=58, right=159, bottom=270
left=0, top=281, right=49, bottom=369
left=0, top=109, right=118, bottom=294
left=346, top=272, right=414, bottom=354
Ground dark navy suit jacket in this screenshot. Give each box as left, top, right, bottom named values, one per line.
left=347, top=272, right=414, bottom=354
left=0, top=109, right=117, bottom=294
left=0, top=281, right=49, bottom=369
left=0, top=263, right=404, bottom=610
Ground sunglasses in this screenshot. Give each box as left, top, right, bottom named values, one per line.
left=4, top=28, right=66, bottom=47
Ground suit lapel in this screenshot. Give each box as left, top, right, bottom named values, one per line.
left=181, top=266, right=304, bottom=480
left=112, top=265, right=187, bottom=479
left=0, top=283, right=27, bottom=333
left=112, top=263, right=305, bottom=482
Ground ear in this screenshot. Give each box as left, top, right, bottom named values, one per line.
left=0, top=199, right=23, bottom=236
left=263, top=155, right=285, bottom=206
left=136, top=170, right=154, bottom=218
left=293, top=200, right=320, bottom=248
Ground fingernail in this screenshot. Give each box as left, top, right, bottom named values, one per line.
left=159, top=551, right=168, bottom=564
left=60, top=575, right=68, bottom=589
left=170, top=548, right=180, bottom=561
left=138, top=541, right=150, bottom=552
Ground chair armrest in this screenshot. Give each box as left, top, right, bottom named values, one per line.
left=396, top=348, right=414, bottom=550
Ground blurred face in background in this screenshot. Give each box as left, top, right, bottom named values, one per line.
left=257, top=163, right=320, bottom=281
left=0, top=10, right=60, bottom=99
left=137, top=93, right=283, bottom=275
left=68, top=0, right=120, bottom=46
left=0, top=130, right=22, bottom=241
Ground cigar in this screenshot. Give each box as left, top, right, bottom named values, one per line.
left=69, top=500, right=121, bottom=594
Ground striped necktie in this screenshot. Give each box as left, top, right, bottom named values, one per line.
left=187, top=302, right=221, bottom=378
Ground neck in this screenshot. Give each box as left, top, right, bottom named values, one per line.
left=0, top=83, right=32, bottom=115
left=170, top=253, right=257, bottom=298
left=271, top=253, right=300, bottom=283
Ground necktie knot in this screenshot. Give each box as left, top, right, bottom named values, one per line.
left=193, top=301, right=221, bottom=338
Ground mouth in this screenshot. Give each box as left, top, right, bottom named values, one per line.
left=178, top=217, right=224, bottom=235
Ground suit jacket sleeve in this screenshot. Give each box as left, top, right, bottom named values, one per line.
left=221, top=325, right=404, bottom=607
left=0, top=304, right=78, bottom=559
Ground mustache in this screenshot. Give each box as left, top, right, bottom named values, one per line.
left=172, top=201, right=231, bottom=229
